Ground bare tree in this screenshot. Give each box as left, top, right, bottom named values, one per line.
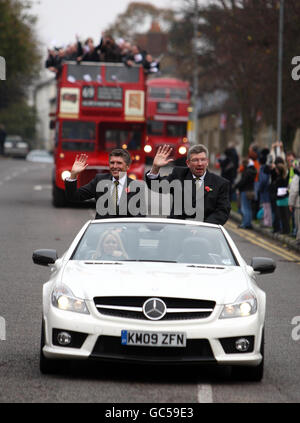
left=104, top=2, right=175, bottom=41
left=169, top=0, right=300, bottom=153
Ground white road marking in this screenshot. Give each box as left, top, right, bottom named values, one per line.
left=197, top=384, right=213, bottom=403
left=0, top=164, right=48, bottom=189
left=33, top=185, right=52, bottom=191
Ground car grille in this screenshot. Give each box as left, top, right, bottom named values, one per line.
left=91, top=336, right=215, bottom=363
left=93, top=296, right=215, bottom=321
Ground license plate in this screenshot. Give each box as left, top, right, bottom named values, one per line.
left=121, top=330, right=186, bottom=347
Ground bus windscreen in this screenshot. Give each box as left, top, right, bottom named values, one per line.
left=101, top=128, right=142, bottom=151
left=62, top=121, right=96, bottom=140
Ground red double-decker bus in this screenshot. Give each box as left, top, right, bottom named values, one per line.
left=51, top=61, right=146, bottom=206
left=144, top=77, right=190, bottom=165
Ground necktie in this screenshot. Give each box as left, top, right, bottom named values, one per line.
left=195, top=177, right=202, bottom=190
left=112, top=180, right=119, bottom=206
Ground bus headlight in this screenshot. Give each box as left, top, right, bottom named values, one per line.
left=61, top=170, right=71, bottom=181
left=144, top=145, right=152, bottom=153
left=178, top=146, right=187, bottom=155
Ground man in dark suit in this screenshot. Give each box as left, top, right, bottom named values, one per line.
left=145, top=144, right=231, bottom=225
left=65, top=149, right=145, bottom=219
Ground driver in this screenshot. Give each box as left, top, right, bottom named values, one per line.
left=94, top=230, right=128, bottom=260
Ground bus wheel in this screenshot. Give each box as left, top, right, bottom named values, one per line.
left=52, top=184, right=66, bottom=207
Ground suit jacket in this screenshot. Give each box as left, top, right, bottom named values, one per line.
left=65, top=173, right=145, bottom=219
left=145, top=167, right=231, bottom=225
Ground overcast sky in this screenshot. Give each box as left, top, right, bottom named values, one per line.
left=30, top=0, right=178, bottom=49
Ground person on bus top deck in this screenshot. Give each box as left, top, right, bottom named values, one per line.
left=64, top=149, right=145, bottom=219
left=145, top=144, right=231, bottom=225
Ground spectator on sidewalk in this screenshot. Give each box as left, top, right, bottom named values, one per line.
left=289, top=171, right=300, bottom=245
left=257, top=149, right=272, bottom=227
left=286, top=151, right=299, bottom=237
left=234, top=158, right=257, bottom=229
left=248, top=143, right=261, bottom=219
left=264, top=156, right=285, bottom=233
left=269, top=140, right=286, bottom=162
left=219, top=144, right=239, bottom=201
left=274, top=162, right=290, bottom=234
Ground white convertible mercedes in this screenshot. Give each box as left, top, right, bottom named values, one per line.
left=33, top=218, right=275, bottom=380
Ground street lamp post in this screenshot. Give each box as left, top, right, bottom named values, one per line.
left=192, top=0, right=199, bottom=145
left=276, top=0, right=284, bottom=154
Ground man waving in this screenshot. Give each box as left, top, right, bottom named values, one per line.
left=65, top=149, right=145, bottom=219
left=145, top=144, right=231, bottom=225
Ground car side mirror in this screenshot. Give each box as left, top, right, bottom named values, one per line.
left=250, top=257, right=276, bottom=274
left=32, top=249, right=58, bottom=266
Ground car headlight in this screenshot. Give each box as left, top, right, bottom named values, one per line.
left=144, top=145, right=152, bottom=153
left=219, top=290, right=257, bottom=319
left=51, top=284, right=89, bottom=314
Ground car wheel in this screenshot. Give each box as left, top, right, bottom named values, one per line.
left=40, top=322, right=67, bottom=375
left=52, top=184, right=66, bottom=208
left=231, top=330, right=264, bottom=382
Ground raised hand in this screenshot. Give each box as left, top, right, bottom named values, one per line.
left=70, top=154, right=88, bottom=178
left=151, top=145, right=174, bottom=174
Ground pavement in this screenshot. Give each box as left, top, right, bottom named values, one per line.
left=229, top=209, right=300, bottom=254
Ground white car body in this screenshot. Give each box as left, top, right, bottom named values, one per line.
left=34, top=218, right=275, bottom=380
left=26, top=150, right=54, bottom=164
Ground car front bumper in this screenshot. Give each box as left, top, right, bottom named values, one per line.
left=4, top=147, right=28, bottom=157
left=42, top=303, right=264, bottom=367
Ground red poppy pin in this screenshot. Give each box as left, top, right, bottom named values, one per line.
left=125, top=187, right=130, bottom=194
left=205, top=186, right=213, bottom=193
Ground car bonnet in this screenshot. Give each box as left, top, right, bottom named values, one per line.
left=60, top=261, right=251, bottom=305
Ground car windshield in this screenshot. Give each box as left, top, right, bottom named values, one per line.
left=71, top=222, right=237, bottom=266
left=6, top=136, right=23, bottom=142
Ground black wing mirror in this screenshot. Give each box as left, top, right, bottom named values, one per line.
left=32, top=249, right=58, bottom=266
left=250, top=257, right=276, bottom=274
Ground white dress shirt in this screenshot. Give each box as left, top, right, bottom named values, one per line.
left=111, top=174, right=127, bottom=204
